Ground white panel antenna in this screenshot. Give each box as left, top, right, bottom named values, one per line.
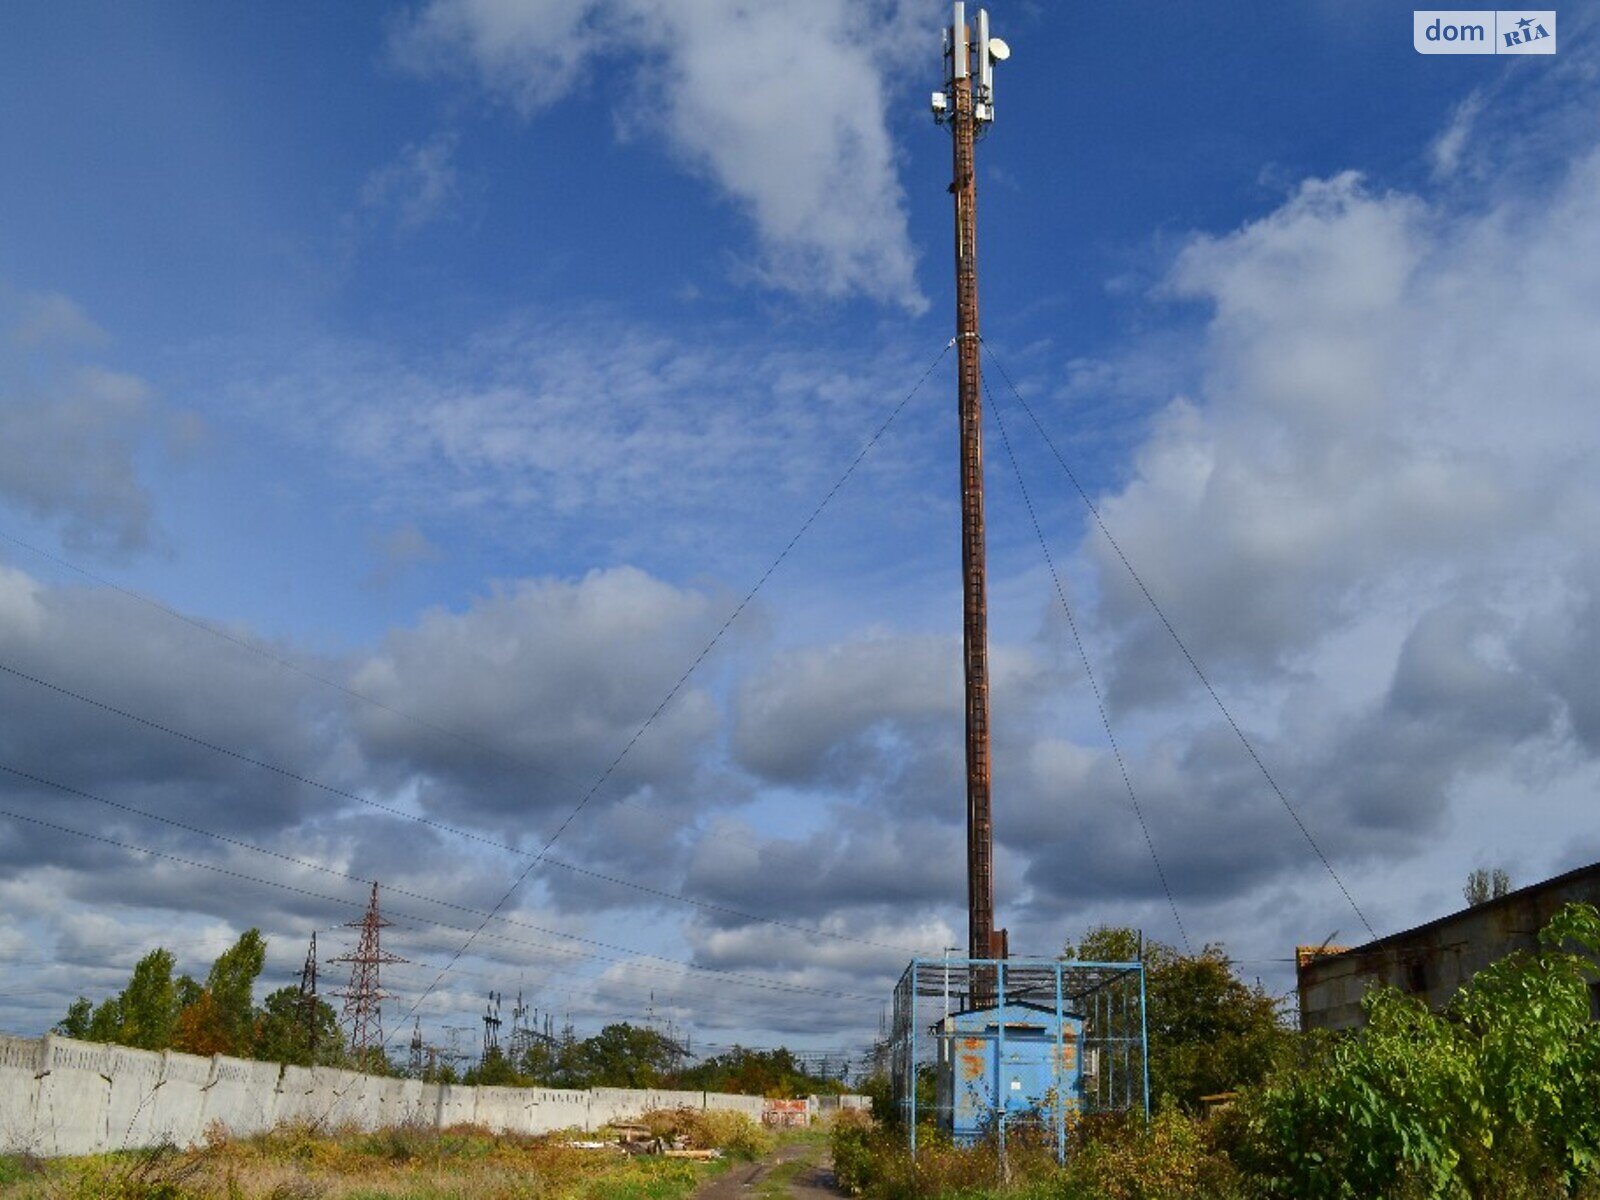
left=976, top=8, right=992, bottom=102
left=951, top=3, right=968, bottom=79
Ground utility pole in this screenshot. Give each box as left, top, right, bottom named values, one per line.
left=296, top=931, right=320, bottom=1061
left=330, top=882, right=406, bottom=1066
left=408, top=1018, right=425, bottom=1077
left=933, top=3, right=1011, bottom=972
left=482, top=991, right=502, bottom=1066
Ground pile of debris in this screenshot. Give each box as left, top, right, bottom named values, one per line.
left=613, top=1122, right=722, bottom=1160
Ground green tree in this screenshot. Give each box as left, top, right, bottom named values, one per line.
left=1065, top=925, right=1291, bottom=1109
left=118, top=948, right=181, bottom=1050
left=87, top=997, right=123, bottom=1043
left=467, top=1046, right=523, bottom=1086
left=175, top=974, right=204, bottom=1010
left=569, top=1023, right=681, bottom=1088
left=203, top=929, right=266, bottom=1054
left=54, top=997, right=93, bottom=1039
left=253, top=986, right=342, bottom=1066
left=674, top=1046, right=840, bottom=1097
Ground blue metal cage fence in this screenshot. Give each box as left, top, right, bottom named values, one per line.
left=889, top=957, right=1148, bottom=1162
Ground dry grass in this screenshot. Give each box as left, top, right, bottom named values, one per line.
left=0, top=1122, right=724, bottom=1200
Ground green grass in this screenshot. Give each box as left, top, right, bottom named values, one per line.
left=588, top=1159, right=707, bottom=1200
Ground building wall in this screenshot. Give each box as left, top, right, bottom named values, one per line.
left=1298, top=863, right=1600, bottom=1031
left=0, top=1033, right=868, bottom=1158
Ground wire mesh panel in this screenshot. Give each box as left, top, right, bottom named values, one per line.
left=890, top=957, right=1147, bottom=1161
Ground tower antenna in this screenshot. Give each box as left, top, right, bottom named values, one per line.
left=933, top=3, right=1011, bottom=979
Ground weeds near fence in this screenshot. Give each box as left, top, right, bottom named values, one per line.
left=0, top=1121, right=738, bottom=1200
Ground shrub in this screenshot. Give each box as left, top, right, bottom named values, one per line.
left=1232, top=903, right=1600, bottom=1199
left=1052, top=1110, right=1240, bottom=1200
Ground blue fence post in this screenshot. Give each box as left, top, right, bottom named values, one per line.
left=1054, top=962, right=1065, bottom=1164
left=996, top=960, right=1007, bottom=1160
left=910, top=960, right=919, bottom=1154
left=1138, top=964, right=1151, bottom=1120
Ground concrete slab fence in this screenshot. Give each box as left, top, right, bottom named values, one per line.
left=0, top=1034, right=866, bottom=1158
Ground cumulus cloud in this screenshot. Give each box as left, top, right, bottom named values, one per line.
left=1093, top=158, right=1600, bottom=710
left=0, top=564, right=350, bottom=845
left=0, top=562, right=761, bottom=1037
left=1009, top=132, right=1600, bottom=950
left=349, top=566, right=728, bottom=846
left=0, top=290, right=168, bottom=555
left=391, top=0, right=926, bottom=309
left=731, top=632, right=1048, bottom=800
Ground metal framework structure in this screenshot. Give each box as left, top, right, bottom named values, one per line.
left=890, top=957, right=1149, bottom=1161
left=296, top=931, right=321, bottom=1060
left=482, top=990, right=503, bottom=1065
left=330, top=882, right=406, bottom=1061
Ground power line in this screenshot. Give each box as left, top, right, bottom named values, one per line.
left=0, top=803, right=879, bottom=1005
left=0, top=527, right=580, bottom=784
left=1, top=380, right=936, bottom=892
left=0, top=657, right=925, bottom=956
left=391, top=340, right=956, bottom=1044
left=986, top=378, right=1192, bottom=953
left=980, top=339, right=1377, bottom=941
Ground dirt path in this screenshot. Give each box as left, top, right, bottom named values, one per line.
left=692, top=1138, right=844, bottom=1200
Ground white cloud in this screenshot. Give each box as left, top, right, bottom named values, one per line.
left=218, top=311, right=940, bottom=567
left=360, top=132, right=462, bottom=230
left=390, top=0, right=610, bottom=116
left=349, top=565, right=728, bottom=841
left=1032, top=137, right=1600, bottom=946
left=6, top=291, right=108, bottom=350
left=0, top=289, right=162, bottom=555
left=391, top=0, right=926, bottom=310
left=1429, top=89, right=1485, bottom=180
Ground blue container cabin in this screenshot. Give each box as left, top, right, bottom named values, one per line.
left=935, top=1000, right=1084, bottom=1142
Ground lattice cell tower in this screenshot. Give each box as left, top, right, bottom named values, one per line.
left=330, top=882, right=406, bottom=1060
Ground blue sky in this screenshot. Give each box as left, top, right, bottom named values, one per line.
left=2, top=1, right=1599, bottom=1061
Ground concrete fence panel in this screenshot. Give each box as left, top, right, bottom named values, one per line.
left=435, top=1081, right=475, bottom=1130
left=704, top=1091, right=766, bottom=1118
left=36, top=1036, right=112, bottom=1156
left=645, top=1089, right=703, bottom=1111
left=588, top=1087, right=650, bottom=1129
left=102, top=1045, right=167, bottom=1152
left=151, top=1050, right=212, bottom=1149
left=0, top=1035, right=44, bottom=1154
left=528, top=1087, right=590, bottom=1134
left=272, top=1064, right=320, bottom=1126
left=200, top=1056, right=281, bottom=1140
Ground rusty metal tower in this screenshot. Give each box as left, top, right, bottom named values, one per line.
left=331, top=882, right=406, bottom=1062
left=296, top=930, right=321, bottom=1060
left=933, top=3, right=1011, bottom=967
